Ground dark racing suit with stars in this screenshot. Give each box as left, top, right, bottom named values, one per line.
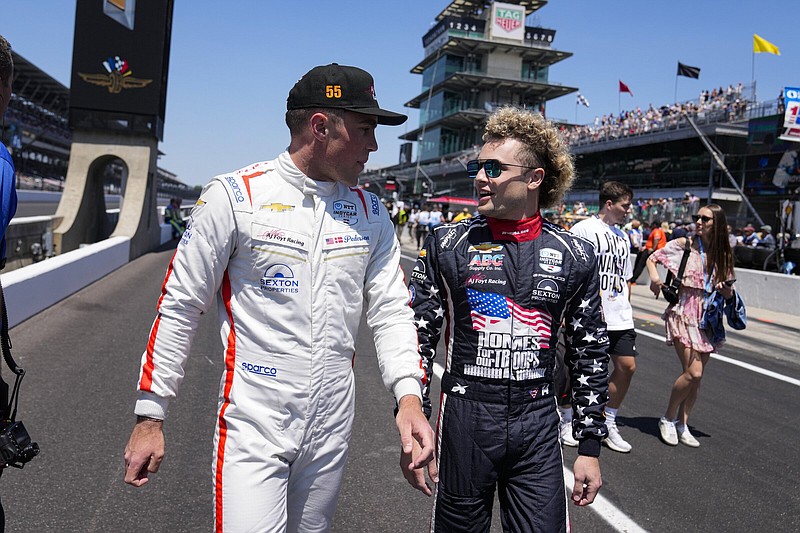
left=409, top=213, right=609, bottom=533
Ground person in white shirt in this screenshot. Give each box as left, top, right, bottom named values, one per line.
left=569, top=181, right=637, bottom=453
left=428, top=205, right=443, bottom=230
left=407, top=207, right=420, bottom=242
left=416, top=205, right=431, bottom=249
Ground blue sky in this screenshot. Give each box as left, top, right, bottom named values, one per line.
left=2, top=1, right=795, bottom=187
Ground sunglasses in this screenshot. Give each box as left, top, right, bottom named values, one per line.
left=467, top=159, right=538, bottom=179
left=696, top=215, right=713, bottom=223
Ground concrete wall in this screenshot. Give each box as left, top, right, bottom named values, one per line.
left=631, top=255, right=800, bottom=317
left=1, top=236, right=131, bottom=328
left=2, top=237, right=796, bottom=329
left=1, top=226, right=177, bottom=328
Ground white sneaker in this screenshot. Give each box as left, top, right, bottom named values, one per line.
left=678, top=425, right=700, bottom=448
left=559, top=421, right=578, bottom=447
left=604, top=424, right=632, bottom=453
left=658, top=417, right=678, bottom=446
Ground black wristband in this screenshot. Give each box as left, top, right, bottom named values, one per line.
left=577, top=436, right=602, bottom=457
left=136, top=415, right=163, bottom=423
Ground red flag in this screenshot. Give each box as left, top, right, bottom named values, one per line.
left=619, top=80, right=634, bottom=97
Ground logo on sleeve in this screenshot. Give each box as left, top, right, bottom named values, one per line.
left=224, top=176, right=245, bottom=203
left=571, top=239, right=590, bottom=263
left=440, top=228, right=459, bottom=249
left=411, top=260, right=427, bottom=283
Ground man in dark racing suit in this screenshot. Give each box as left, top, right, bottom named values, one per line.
left=403, top=107, right=610, bottom=532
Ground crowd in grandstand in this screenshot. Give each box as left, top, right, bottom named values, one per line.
left=563, top=83, right=748, bottom=146
left=5, top=93, right=71, bottom=144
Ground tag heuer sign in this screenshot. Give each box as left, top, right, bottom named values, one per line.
left=496, top=8, right=522, bottom=32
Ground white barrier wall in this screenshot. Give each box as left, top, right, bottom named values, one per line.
left=632, top=256, right=800, bottom=317
left=1, top=237, right=131, bottom=328
left=1, top=225, right=176, bottom=327
left=1, top=239, right=797, bottom=329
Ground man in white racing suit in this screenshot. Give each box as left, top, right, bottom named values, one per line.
left=123, top=64, right=436, bottom=532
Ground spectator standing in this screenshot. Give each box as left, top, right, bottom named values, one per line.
left=407, top=207, right=420, bottom=243
left=646, top=205, right=742, bottom=448
left=428, top=204, right=443, bottom=230
left=395, top=203, right=408, bottom=241
left=122, top=64, right=434, bottom=531
left=163, top=198, right=185, bottom=239
left=571, top=182, right=638, bottom=453
left=416, top=205, right=431, bottom=249
left=628, top=219, right=644, bottom=253
left=727, top=224, right=738, bottom=249
left=630, top=220, right=666, bottom=283
left=685, top=192, right=700, bottom=218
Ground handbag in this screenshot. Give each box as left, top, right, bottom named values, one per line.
left=660, top=239, right=691, bottom=305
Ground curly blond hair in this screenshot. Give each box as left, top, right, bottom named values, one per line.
left=483, top=106, right=574, bottom=209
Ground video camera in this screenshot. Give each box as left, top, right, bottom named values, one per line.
left=0, top=420, right=39, bottom=469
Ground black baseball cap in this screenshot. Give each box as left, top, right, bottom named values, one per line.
left=287, top=63, right=407, bottom=126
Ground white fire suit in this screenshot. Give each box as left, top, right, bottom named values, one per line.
left=135, top=151, right=423, bottom=532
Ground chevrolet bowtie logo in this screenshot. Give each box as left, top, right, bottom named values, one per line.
left=78, top=56, right=152, bottom=94
left=261, top=203, right=295, bottom=213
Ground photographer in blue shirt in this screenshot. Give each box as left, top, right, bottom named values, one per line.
left=0, top=35, right=18, bottom=267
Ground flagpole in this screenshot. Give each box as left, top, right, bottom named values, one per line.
left=751, top=50, right=756, bottom=102
left=575, top=101, right=578, bottom=124
left=674, top=74, right=678, bottom=103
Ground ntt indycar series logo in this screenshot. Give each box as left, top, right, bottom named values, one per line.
left=261, top=264, right=300, bottom=293
left=242, top=362, right=278, bottom=377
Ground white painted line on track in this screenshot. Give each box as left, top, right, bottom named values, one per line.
left=562, top=466, right=649, bottom=533
left=431, top=362, right=646, bottom=532
left=635, top=328, right=800, bottom=387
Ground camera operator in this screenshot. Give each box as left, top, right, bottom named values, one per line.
left=0, top=34, right=21, bottom=529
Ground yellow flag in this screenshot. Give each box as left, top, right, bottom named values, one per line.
left=753, top=34, right=780, bottom=55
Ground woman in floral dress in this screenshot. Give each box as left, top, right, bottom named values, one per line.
left=646, top=204, right=736, bottom=447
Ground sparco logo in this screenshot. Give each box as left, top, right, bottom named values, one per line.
left=241, top=362, right=278, bottom=377
left=370, top=195, right=380, bottom=215
left=224, top=176, right=245, bottom=203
